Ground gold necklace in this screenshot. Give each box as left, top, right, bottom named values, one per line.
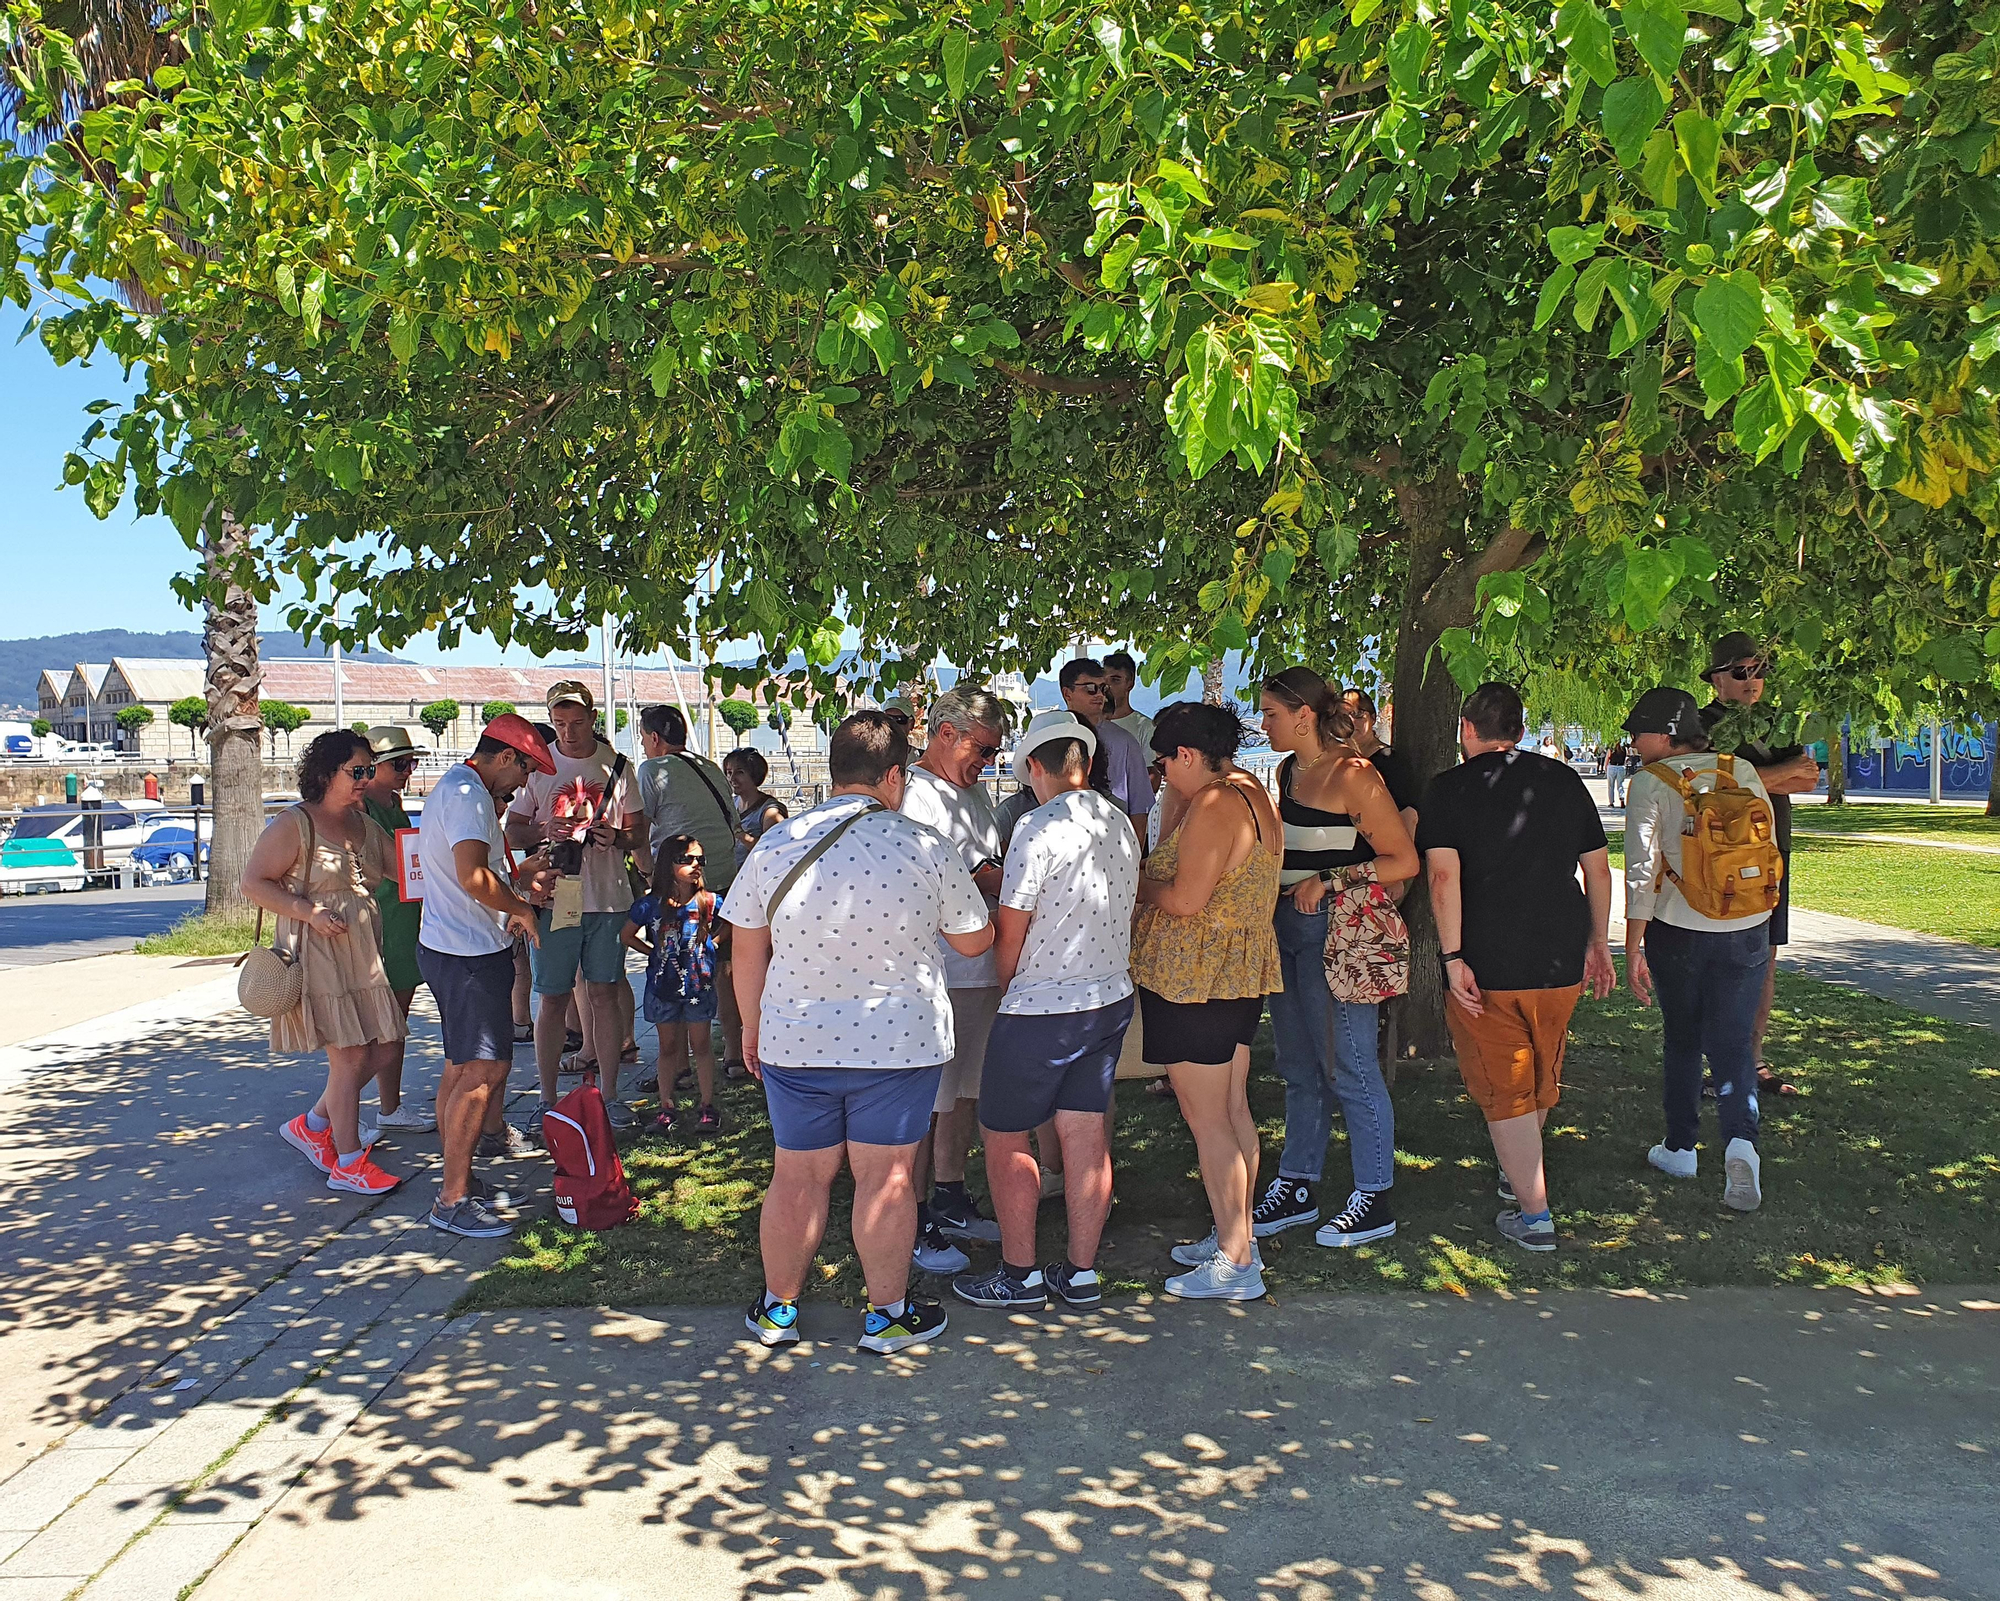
left=1293, top=745, right=1336, bottom=773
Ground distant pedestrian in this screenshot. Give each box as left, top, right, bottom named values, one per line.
left=951, top=712, right=1140, bottom=1312
left=416, top=715, right=556, bottom=1237
left=722, top=747, right=787, bottom=868
left=1339, top=686, right=1420, bottom=839
left=244, top=731, right=409, bottom=1198
left=1418, top=682, right=1615, bottom=1253
left=360, top=725, right=434, bottom=1132
left=1605, top=740, right=1632, bottom=806
left=1699, top=632, right=1819, bottom=1098
left=1102, top=650, right=1156, bottom=753
left=726, top=712, right=993, bottom=1352
left=1134, top=702, right=1283, bottom=1301
left=1622, top=688, right=1779, bottom=1212
left=1256, top=668, right=1417, bottom=1249
left=1060, top=658, right=1154, bottom=826
left=623, top=834, right=725, bottom=1133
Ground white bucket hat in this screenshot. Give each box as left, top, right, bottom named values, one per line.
left=1014, top=709, right=1098, bottom=768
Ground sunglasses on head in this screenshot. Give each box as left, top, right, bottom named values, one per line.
left=344, top=762, right=377, bottom=781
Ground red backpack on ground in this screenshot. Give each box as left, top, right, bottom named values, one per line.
left=544, top=1080, right=639, bottom=1229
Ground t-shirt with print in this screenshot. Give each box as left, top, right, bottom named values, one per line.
left=638, top=749, right=739, bottom=894
left=506, top=738, right=639, bottom=916
left=1416, top=749, right=1608, bottom=991
left=1096, top=718, right=1155, bottom=820
left=898, top=764, right=1003, bottom=989
left=998, top=788, right=1140, bottom=1016
left=722, top=796, right=989, bottom=1070
left=627, top=889, right=718, bottom=1009
left=417, top=763, right=512, bottom=957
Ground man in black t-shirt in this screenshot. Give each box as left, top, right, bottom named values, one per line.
left=1697, top=632, right=1821, bottom=1095
left=1417, top=682, right=1616, bottom=1254
left=1341, top=686, right=1419, bottom=837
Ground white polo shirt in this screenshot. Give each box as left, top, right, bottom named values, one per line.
left=998, top=788, right=1140, bottom=1015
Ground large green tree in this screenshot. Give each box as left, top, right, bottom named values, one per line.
left=8, top=0, right=1997, bottom=1033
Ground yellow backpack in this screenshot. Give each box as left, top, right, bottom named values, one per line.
left=1641, top=759, right=1784, bottom=921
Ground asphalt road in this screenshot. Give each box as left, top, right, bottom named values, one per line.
left=0, top=881, right=206, bottom=966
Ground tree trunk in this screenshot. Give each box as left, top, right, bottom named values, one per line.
left=1386, top=479, right=1542, bottom=1059
left=204, top=511, right=265, bottom=916
left=1987, top=723, right=1999, bottom=817
left=1826, top=724, right=1847, bottom=806
left=1202, top=656, right=1226, bottom=705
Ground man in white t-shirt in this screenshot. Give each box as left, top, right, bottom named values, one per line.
left=725, top=712, right=992, bottom=1355
left=949, top=712, right=1139, bottom=1313
left=896, top=687, right=1012, bottom=1268
left=505, top=681, right=643, bottom=1131
left=416, top=715, right=556, bottom=1240
left=1102, top=650, right=1156, bottom=753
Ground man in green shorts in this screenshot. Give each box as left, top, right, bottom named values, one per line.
left=363, top=726, right=435, bottom=1132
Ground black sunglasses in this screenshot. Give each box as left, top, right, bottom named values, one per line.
left=672, top=852, right=705, bottom=866
left=1716, top=660, right=1766, bottom=681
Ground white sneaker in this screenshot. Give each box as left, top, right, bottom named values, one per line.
left=1648, top=1143, right=1698, bottom=1179
left=1723, top=1138, right=1762, bottom=1211
left=1170, top=1232, right=1263, bottom=1269
left=1164, top=1252, right=1266, bottom=1302
left=356, top=1118, right=379, bottom=1148
left=376, top=1104, right=437, bottom=1132
left=912, top=1227, right=970, bottom=1275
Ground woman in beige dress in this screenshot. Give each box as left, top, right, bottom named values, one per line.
left=240, top=730, right=409, bottom=1196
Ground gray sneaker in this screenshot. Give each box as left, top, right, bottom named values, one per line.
left=479, top=1123, right=537, bottom=1160
left=1164, top=1252, right=1266, bottom=1301
left=604, top=1099, right=636, bottom=1133
left=1170, top=1231, right=1263, bottom=1269
left=1495, top=1209, right=1556, bottom=1252
left=428, top=1195, right=513, bottom=1239
left=1497, top=1170, right=1517, bottom=1204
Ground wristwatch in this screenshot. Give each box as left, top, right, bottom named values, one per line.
left=1439, top=949, right=1464, bottom=968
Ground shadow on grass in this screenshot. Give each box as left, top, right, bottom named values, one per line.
left=463, top=970, right=2000, bottom=1312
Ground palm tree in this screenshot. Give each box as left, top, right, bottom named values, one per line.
left=3, top=4, right=261, bottom=913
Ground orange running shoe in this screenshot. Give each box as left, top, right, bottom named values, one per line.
left=280, top=1114, right=336, bottom=1173
left=325, top=1151, right=402, bottom=1195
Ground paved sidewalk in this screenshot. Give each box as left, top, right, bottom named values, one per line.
left=0, top=952, right=236, bottom=1048
left=187, top=1289, right=1998, bottom=1601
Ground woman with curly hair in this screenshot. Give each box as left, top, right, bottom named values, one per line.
left=240, top=728, right=409, bottom=1196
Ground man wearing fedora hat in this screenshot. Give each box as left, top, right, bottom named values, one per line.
left=362, top=726, right=435, bottom=1132
left=1698, top=632, right=1821, bottom=1097
left=951, top=710, right=1140, bottom=1312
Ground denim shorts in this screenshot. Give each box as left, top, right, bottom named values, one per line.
left=645, top=985, right=719, bottom=1026
left=530, top=909, right=626, bottom=994
left=759, top=1063, right=945, bottom=1151
left=978, top=997, right=1134, bottom=1133
left=416, top=944, right=515, bottom=1066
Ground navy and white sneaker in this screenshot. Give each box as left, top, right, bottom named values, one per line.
left=603, top=1098, right=637, bottom=1133
left=1251, top=1175, right=1320, bottom=1237
left=1045, top=1262, right=1102, bottom=1308
left=1313, top=1189, right=1398, bottom=1248
left=929, top=1189, right=1002, bottom=1244
left=951, top=1265, right=1048, bottom=1310
left=745, top=1294, right=801, bottom=1347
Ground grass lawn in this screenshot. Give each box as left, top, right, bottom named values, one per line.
left=462, top=969, right=1999, bottom=1313
left=1606, top=830, right=2000, bottom=950
left=135, top=910, right=260, bottom=956
left=1790, top=800, right=2000, bottom=845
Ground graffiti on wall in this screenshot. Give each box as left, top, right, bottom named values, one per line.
left=1845, top=722, right=1995, bottom=795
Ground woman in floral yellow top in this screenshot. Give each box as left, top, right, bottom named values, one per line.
left=1131, top=701, right=1282, bottom=1302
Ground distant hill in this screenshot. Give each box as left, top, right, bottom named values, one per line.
left=0, top=629, right=410, bottom=712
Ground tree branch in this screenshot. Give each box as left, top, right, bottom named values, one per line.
left=992, top=359, right=1143, bottom=399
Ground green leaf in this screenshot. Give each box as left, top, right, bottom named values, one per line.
left=387, top=308, right=419, bottom=364
left=941, top=30, right=968, bottom=100
left=1573, top=256, right=1615, bottom=330
left=1556, top=0, right=1618, bottom=89
left=1092, top=16, right=1129, bottom=78
left=1620, top=545, right=1679, bottom=630
left=1690, top=271, right=1764, bottom=361
left=1187, top=227, right=1258, bottom=249
left=1548, top=224, right=1607, bottom=266
left=1196, top=580, right=1230, bottom=612
left=1212, top=613, right=1250, bottom=653
left=1919, top=634, right=1985, bottom=684
left=1260, top=545, right=1296, bottom=587
left=1672, top=110, right=1720, bottom=207
left=1316, top=524, right=1360, bottom=577
left=82, top=461, right=122, bottom=520
left=811, top=425, right=853, bottom=484
left=320, top=440, right=364, bottom=492
left=1732, top=377, right=1789, bottom=462
left=1535, top=262, right=1579, bottom=330
left=1387, top=21, right=1432, bottom=97
left=1810, top=175, right=1873, bottom=236
left=1620, top=0, right=1688, bottom=84
left=1601, top=77, right=1667, bottom=170
left=1817, top=305, right=1880, bottom=363
left=1694, top=330, right=1747, bottom=412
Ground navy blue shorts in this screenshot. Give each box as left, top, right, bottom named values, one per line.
left=760, top=1063, right=944, bottom=1151
left=416, top=944, right=515, bottom=1066
left=978, top=996, right=1135, bottom=1133
left=644, top=984, right=719, bottom=1026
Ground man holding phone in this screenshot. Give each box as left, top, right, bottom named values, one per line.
left=506, top=681, right=643, bottom=1132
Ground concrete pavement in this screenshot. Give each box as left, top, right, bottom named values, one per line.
left=187, top=1290, right=1998, bottom=1601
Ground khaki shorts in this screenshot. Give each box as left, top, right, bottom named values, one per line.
left=1446, top=984, right=1584, bottom=1122
left=937, top=987, right=1001, bottom=1113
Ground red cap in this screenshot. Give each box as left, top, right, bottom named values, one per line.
left=482, top=713, right=556, bottom=775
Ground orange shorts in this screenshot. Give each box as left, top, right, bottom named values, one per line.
left=1445, top=984, right=1584, bottom=1122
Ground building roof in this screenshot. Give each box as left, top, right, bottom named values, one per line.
left=37, top=669, right=68, bottom=702
left=109, top=659, right=208, bottom=702
left=252, top=660, right=720, bottom=709
left=62, top=664, right=110, bottom=700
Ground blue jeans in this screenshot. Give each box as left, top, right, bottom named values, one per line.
left=1645, top=919, right=1765, bottom=1151
left=1607, top=764, right=1627, bottom=805
left=1265, top=896, right=1396, bottom=1192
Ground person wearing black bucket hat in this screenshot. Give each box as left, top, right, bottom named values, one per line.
left=1698, top=632, right=1820, bottom=1099
left=1621, top=687, right=1775, bottom=1214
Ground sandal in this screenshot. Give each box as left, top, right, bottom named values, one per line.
left=1144, top=1076, right=1177, bottom=1100
left=1756, top=1064, right=1802, bottom=1098
left=512, top=1022, right=534, bottom=1043
left=647, top=1103, right=678, bottom=1134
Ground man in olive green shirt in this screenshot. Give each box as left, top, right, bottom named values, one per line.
left=364, top=726, right=435, bottom=1131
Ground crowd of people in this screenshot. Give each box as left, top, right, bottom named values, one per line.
left=235, top=635, right=1807, bottom=1349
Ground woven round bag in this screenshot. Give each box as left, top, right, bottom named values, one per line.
left=235, top=805, right=315, bottom=1020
